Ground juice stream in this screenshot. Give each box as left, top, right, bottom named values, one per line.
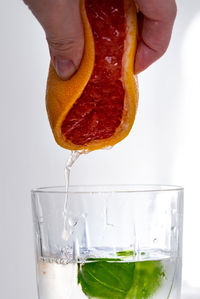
left=62, top=150, right=82, bottom=241
left=63, top=149, right=113, bottom=247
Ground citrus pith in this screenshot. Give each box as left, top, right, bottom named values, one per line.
left=46, top=0, right=138, bottom=151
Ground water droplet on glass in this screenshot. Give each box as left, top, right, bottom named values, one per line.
left=171, top=226, right=176, bottom=232
left=68, top=216, right=78, bottom=227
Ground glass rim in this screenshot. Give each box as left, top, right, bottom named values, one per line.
left=31, top=184, right=184, bottom=195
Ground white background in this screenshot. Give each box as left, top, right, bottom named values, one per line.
left=0, top=0, right=200, bottom=298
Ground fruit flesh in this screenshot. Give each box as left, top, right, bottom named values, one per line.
left=61, top=0, right=126, bottom=145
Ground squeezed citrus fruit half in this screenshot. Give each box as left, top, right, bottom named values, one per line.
left=46, top=0, right=138, bottom=151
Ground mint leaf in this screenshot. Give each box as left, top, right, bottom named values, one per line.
left=78, top=258, right=165, bottom=299
left=117, top=250, right=135, bottom=257
left=78, top=260, right=135, bottom=298
left=126, top=261, right=165, bottom=299
left=87, top=258, right=121, bottom=262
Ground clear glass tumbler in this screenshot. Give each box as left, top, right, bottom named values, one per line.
left=31, top=185, right=183, bottom=299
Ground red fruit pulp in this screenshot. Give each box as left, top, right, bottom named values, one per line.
left=61, top=0, right=126, bottom=145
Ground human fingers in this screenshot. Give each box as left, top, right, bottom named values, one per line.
left=135, top=0, right=177, bottom=73
left=24, top=0, right=84, bottom=80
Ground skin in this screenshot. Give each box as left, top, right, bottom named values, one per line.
left=24, top=0, right=177, bottom=80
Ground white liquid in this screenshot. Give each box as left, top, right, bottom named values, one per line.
left=38, top=260, right=87, bottom=299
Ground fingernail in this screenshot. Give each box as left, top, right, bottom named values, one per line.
left=54, top=57, right=76, bottom=80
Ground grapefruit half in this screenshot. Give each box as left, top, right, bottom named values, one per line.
left=46, top=0, right=138, bottom=151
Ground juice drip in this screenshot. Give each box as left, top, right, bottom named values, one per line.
left=62, top=151, right=82, bottom=241
left=62, top=148, right=115, bottom=261
left=65, top=151, right=82, bottom=192
left=62, top=150, right=89, bottom=243
left=62, top=149, right=113, bottom=247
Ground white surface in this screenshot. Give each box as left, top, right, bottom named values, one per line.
left=182, top=293, right=200, bottom=299
left=182, top=295, right=200, bottom=299
left=1, top=0, right=200, bottom=298
left=182, top=283, right=200, bottom=299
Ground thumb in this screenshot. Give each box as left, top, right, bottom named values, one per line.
left=46, top=0, right=84, bottom=80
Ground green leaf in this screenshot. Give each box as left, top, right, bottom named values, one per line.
left=78, top=258, right=165, bottom=299
left=116, top=250, right=135, bottom=257
left=78, top=260, right=135, bottom=298
left=126, top=261, right=166, bottom=299
left=86, top=258, right=122, bottom=262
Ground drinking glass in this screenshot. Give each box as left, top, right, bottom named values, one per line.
left=31, top=185, right=183, bottom=299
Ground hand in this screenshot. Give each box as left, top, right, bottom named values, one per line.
left=135, top=0, right=177, bottom=73
left=24, top=0, right=84, bottom=80
left=24, top=0, right=177, bottom=79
